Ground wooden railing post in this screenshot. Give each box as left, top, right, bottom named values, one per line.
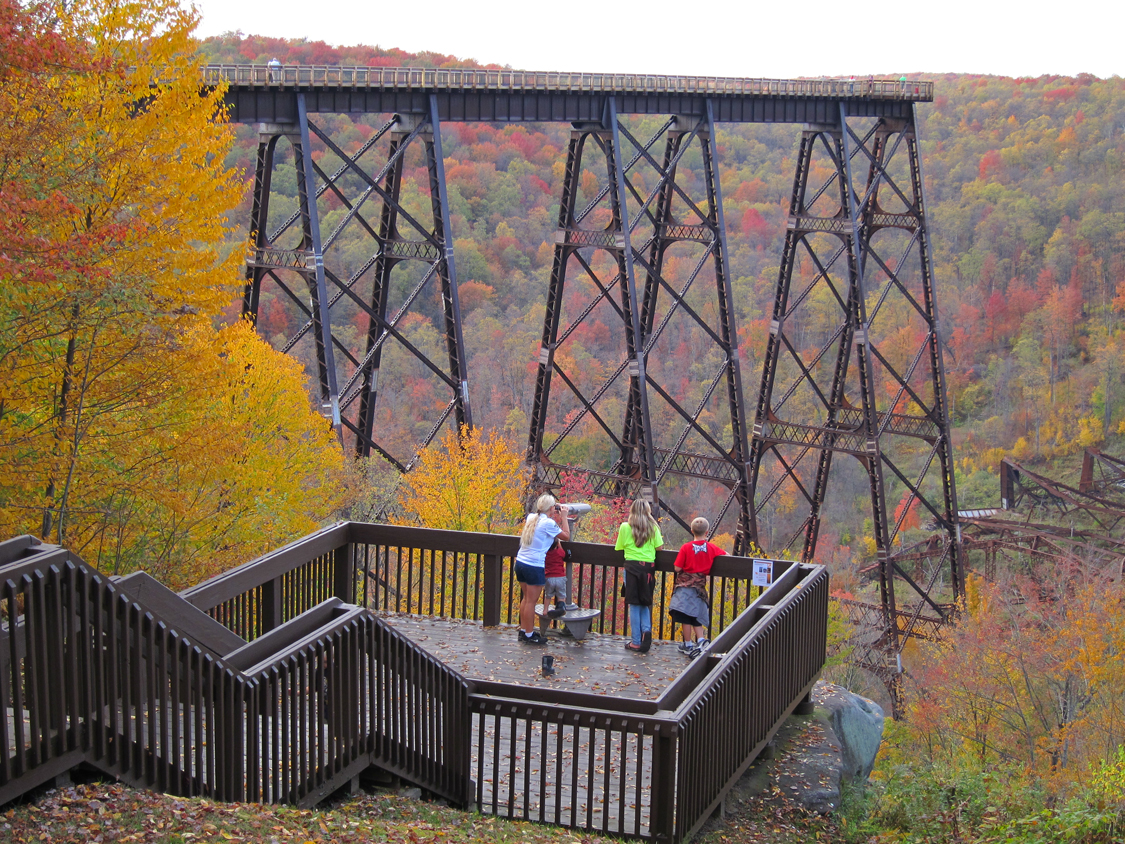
left=260, top=577, right=282, bottom=634
left=482, top=554, right=501, bottom=627
left=333, top=543, right=355, bottom=604
left=650, top=723, right=678, bottom=842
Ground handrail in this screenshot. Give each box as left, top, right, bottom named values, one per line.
left=673, top=566, right=828, bottom=840
left=182, top=521, right=350, bottom=612
left=350, top=524, right=790, bottom=641
left=655, top=559, right=812, bottom=712
left=201, top=64, right=933, bottom=102
left=0, top=535, right=473, bottom=809
left=0, top=535, right=45, bottom=568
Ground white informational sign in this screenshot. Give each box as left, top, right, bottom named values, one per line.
left=752, top=559, right=774, bottom=587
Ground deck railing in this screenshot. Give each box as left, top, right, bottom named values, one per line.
left=202, top=64, right=933, bottom=101
left=349, top=521, right=782, bottom=642
left=0, top=530, right=469, bottom=808
left=339, top=522, right=827, bottom=839
left=1, top=524, right=825, bottom=842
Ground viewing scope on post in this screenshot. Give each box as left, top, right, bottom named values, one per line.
left=557, top=503, right=591, bottom=516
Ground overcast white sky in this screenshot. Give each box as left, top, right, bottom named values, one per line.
left=188, top=0, right=1121, bottom=80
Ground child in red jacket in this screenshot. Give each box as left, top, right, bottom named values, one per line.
left=543, top=538, right=568, bottom=618
left=669, top=517, right=723, bottom=657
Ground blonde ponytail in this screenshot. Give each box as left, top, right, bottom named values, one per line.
left=519, top=493, right=557, bottom=548
left=627, top=499, right=656, bottom=547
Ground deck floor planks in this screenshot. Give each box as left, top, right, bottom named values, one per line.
left=376, top=615, right=704, bottom=836
left=376, top=615, right=695, bottom=699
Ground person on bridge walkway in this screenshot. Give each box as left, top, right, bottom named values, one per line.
left=669, top=517, right=723, bottom=658
left=515, top=495, right=570, bottom=645
left=615, top=499, right=663, bottom=653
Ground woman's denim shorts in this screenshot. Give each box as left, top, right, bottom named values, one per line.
left=514, top=561, right=546, bottom=586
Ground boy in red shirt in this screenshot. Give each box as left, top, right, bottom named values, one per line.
left=543, top=538, right=568, bottom=618
left=669, top=517, right=724, bottom=657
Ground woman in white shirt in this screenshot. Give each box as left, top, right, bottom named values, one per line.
left=514, top=494, right=570, bottom=645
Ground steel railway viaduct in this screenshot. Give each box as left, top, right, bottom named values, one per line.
left=207, top=65, right=959, bottom=693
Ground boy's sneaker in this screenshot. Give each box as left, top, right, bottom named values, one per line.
left=519, top=631, right=548, bottom=646
left=686, top=638, right=710, bottom=659
left=547, top=599, right=566, bottom=619
left=677, top=641, right=694, bottom=655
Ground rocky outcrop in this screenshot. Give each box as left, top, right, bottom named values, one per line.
left=814, top=681, right=885, bottom=782
left=705, top=679, right=887, bottom=823
left=774, top=681, right=884, bottom=813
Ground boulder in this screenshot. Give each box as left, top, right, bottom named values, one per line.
left=697, top=679, right=888, bottom=828
left=813, top=681, right=885, bottom=782
left=760, top=681, right=885, bottom=814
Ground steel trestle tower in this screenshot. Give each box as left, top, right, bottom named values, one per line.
left=525, top=102, right=754, bottom=546
left=241, top=94, right=472, bottom=470
left=747, top=104, right=962, bottom=705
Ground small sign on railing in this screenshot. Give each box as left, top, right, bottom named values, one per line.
left=752, top=558, right=774, bottom=587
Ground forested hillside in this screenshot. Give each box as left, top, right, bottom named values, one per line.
left=198, top=42, right=1125, bottom=839
left=202, top=36, right=1125, bottom=525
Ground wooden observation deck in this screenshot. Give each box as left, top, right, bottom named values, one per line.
left=0, top=524, right=826, bottom=841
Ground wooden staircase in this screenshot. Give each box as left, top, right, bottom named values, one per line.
left=0, top=534, right=471, bottom=808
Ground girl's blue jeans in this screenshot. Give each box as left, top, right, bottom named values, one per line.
left=629, top=603, right=651, bottom=645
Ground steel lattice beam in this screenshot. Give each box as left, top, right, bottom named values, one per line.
left=241, top=97, right=471, bottom=471
left=526, top=104, right=754, bottom=548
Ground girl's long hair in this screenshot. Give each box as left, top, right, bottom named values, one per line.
left=520, top=493, right=557, bottom=548
left=627, top=499, right=656, bottom=547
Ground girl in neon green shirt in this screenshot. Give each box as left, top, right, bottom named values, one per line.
left=615, top=499, right=662, bottom=653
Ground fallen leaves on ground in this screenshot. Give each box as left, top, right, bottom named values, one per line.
left=2, top=775, right=842, bottom=844
left=694, top=786, right=842, bottom=844
left=0, top=784, right=618, bottom=844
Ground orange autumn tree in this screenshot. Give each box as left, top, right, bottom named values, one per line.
left=0, top=0, right=347, bottom=586
left=891, top=574, right=1125, bottom=795
left=0, top=0, right=240, bottom=544
left=397, top=426, right=526, bottom=533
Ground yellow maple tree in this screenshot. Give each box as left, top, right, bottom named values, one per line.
left=91, top=320, right=347, bottom=587
left=397, top=426, right=526, bottom=533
